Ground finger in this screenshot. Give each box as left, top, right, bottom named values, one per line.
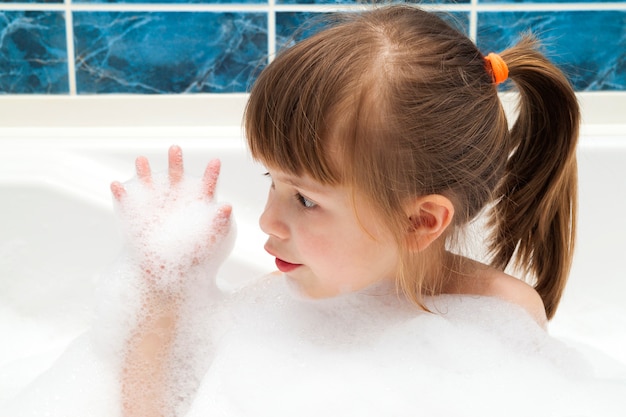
left=202, top=159, right=221, bottom=199
left=213, top=204, right=233, bottom=235
left=217, top=204, right=232, bottom=221
left=135, top=156, right=152, bottom=185
left=168, top=145, right=184, bottom=185
left=110, top=181, right=126, bottom=201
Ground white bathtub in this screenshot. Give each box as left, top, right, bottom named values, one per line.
left=1, top=95, right=625, bottom=405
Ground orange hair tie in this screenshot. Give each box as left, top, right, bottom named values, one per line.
left=484, top=52, right=509, bottom=85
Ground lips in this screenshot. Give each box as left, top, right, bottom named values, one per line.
left=265, top=244, right=302, bottom=273
left=275, top=257, right=301, bottom=273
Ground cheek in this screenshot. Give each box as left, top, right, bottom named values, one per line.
left=296, top=227, right=334, bottom=260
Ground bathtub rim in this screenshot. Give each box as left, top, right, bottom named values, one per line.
left=0, top=92, right=625, bottom=136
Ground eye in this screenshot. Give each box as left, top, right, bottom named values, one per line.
left=263, top=172, right=274, bottom=188
left=295, top=192, right=317, bottom=209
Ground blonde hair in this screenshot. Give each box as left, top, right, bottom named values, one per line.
left=245, top=5, right=579, bottom=320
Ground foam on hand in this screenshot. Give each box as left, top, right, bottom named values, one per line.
left=3, top=168, right=626, bottom=417
left=114, top=172, right=235, bottom=291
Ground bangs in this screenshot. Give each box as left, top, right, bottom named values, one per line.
left=244, top=21, right=367, bottom=185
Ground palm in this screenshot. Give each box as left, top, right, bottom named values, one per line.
left=110, top=146, right=234, bottom=291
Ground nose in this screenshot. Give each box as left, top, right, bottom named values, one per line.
left=259, top=194, right=289, bottom=240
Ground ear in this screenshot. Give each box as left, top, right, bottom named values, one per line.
left=405, top=195, right=454, bottom=252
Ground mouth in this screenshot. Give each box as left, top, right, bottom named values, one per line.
left=265, top=244, right=302, bottom=273
left=274, top=257, right=302, bottom=273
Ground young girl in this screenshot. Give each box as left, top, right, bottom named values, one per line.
left=110, top=5, right=586, bottom=417
left=243, top=4, right=579, bottom=324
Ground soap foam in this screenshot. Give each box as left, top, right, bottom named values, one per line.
left=3, top=169, right=626, bottom=417
left=108, top=170, right=235, bottom=417
left=186, top=278, right=626, bottom=417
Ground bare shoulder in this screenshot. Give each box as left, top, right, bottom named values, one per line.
left=485, top=271, right=548, bottom=328
left=445, top=256, right=548, bottom=328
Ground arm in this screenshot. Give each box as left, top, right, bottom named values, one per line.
left=120, top=298, right=178, bottom=417
left=111, top=146, right=233, bottom=417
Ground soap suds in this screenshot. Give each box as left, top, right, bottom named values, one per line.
left=3, top=170, right=625, bottom=417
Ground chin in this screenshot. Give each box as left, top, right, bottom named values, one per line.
left=282, top=274, right=341, bottom=300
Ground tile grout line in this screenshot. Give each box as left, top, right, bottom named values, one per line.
left=268, top=0, right=276, bottom=63
left=470, top=0, right=478, bottom=42
left=65, top=0, right=77, bottom=95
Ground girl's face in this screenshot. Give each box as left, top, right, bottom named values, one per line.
left=260, top=168, right=400, bottom=298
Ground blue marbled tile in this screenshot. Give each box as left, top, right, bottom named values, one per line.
left=477, top=11, right=626, bottom=91
left=276, top=0, right=469, bottom=4
left=74, top=0, right=265, bottom=4
left=480, top=0, right=621, bottom=3
left=0, top=11, right=68, bottom=94
left=276, top=0, right=372, bottom=4
left=276, top=11, right=468, bottom=53
left=73, top=12, right=267, bottom=93
left=276, top=0, right=355, bottom=3
left=0, top=0, right=62, bottom=3
left=275, top=12, right=330, bottom=52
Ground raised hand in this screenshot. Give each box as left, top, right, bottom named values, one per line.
left=110, top=145, right=234, bottom=293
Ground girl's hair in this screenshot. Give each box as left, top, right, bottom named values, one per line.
left=245, top=5, right=579, bottom=320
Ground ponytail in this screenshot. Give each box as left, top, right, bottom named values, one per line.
left=490, top=36, right=579, bottom=320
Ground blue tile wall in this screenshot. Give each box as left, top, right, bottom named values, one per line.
left=1, top=1, right=625, bottom=94
left=275, top=12, right=329, bottom=51
left=481, top=0, right=621, bottom=3
left=1, top=0, right=61, bottom=3
left=0, top=11, right=68, bottom=93
left=276, top=11, right=470, bottom=52
left=73, top=12, right=266, bottom=93
left=276, top=0, right=470, bottom=3
left=75, top=0, right=266, bottom=4
left=478, top=11, right=626, bottom=91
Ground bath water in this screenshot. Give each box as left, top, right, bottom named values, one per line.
left=2, top=169, right=626, bottom=417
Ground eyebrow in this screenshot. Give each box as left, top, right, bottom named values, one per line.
left=270, top=171, right=327, bottom=194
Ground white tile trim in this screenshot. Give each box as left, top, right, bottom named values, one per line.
left=0, top=92, right=624, bottom=136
